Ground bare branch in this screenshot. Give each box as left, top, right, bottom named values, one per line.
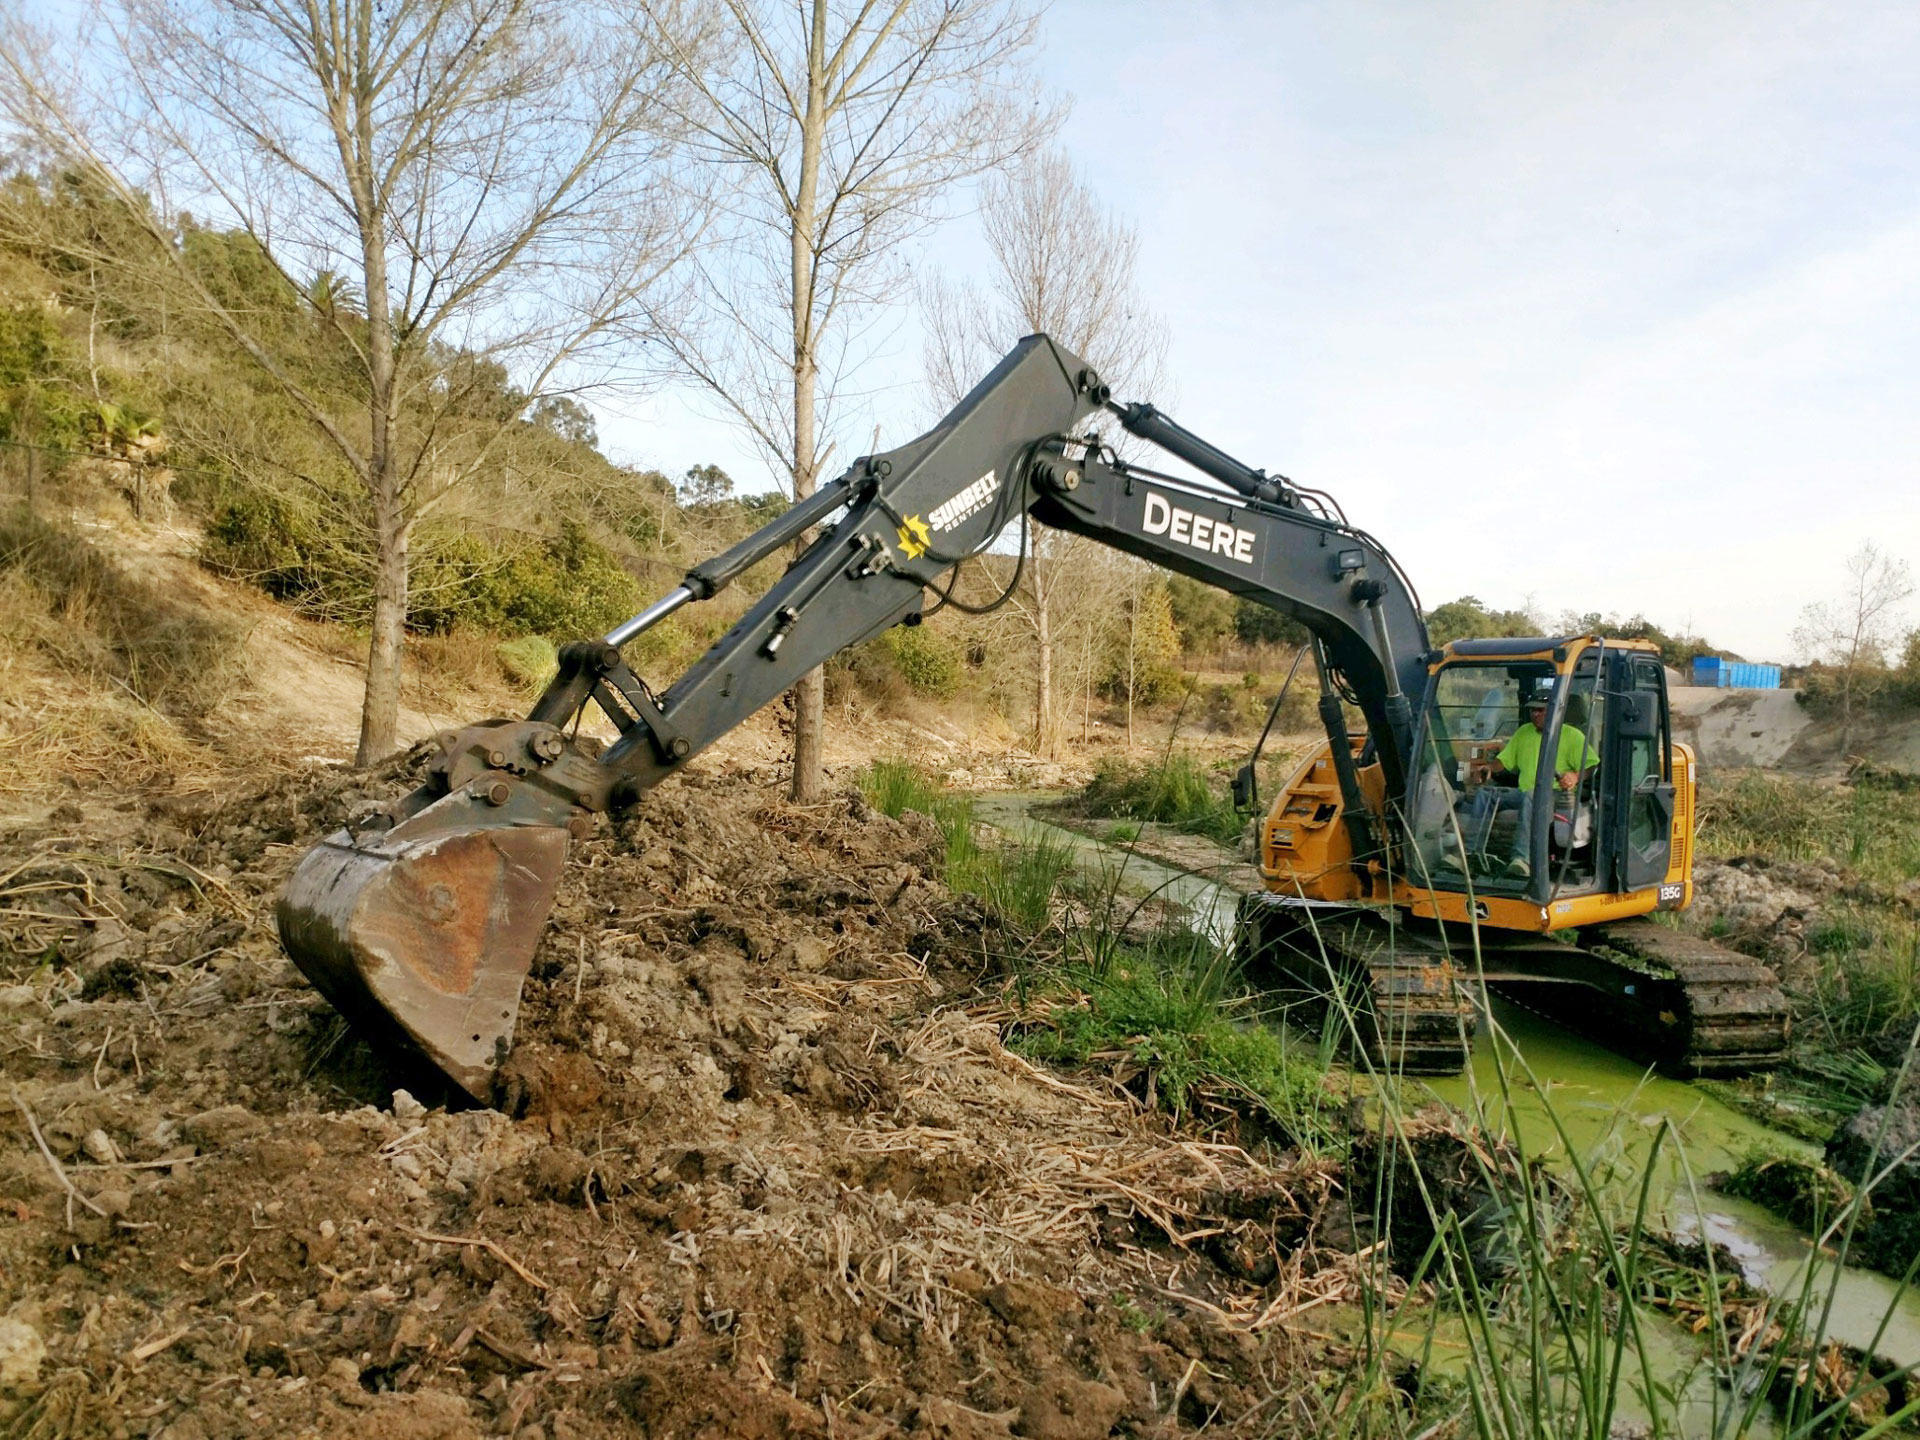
left=919, top=147, right=1168, bottom=753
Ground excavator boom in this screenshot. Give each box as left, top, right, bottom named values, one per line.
left=278, top=334, right=1432, bottom=1099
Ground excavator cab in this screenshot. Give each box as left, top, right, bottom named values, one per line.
left=1403, top=635, right=1681, bottom=925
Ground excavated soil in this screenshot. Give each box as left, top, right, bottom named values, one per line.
left=0, top=756, right=1367, bottom=1439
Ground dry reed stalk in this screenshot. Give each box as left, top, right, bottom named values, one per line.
left=12, top=1088, right=109, bottom=1224
left=399, top=1226, right=549, bottom=1290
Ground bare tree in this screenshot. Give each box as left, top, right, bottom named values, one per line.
left=638, top=0, right=1052, bottom=800
left=1793, top=541, right=1914, bottom=753
left=0, top=0, right=697, bottom=763
left=923, top=148, right=1168, bottom=755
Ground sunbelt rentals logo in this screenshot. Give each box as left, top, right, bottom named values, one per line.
left=929, top=470, right=998, bottom=532
left=895, top=468, right=1003, bottom=562
left=896, top=514, right=931, bottom=560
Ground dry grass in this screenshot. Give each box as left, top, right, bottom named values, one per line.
left=0, top=691, right=217, bottom=797
left=0, top=511, right=250, bottom=718
left=404, top=628, right=530, bottom=715
left=0, top=511, right=249, bottom=796
left=738, top=1006, right=1369, bottom=1362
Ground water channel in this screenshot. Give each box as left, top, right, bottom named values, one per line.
left=973, top=789, right=1920, bottom=1430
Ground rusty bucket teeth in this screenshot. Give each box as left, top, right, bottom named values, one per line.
left=276, top=793, right=568, bottom=1102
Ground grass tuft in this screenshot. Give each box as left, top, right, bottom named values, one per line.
left=1077, top=752, right=1245, bottom=844
left=495, top=634, right=559, bottom=693
left=1719, top=1149, right=1859, bottom=1233
left=858, top=758, right=1070, bottom=931
left=1700, top=770, right=1920, bottom=890
left=859, top=756, right=940, bottom=820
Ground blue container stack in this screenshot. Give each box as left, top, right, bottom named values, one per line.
left=1690, top=657, right=1781, bottom=690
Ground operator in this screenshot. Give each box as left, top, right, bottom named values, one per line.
left=1486, top=692, right=1599, bottom=877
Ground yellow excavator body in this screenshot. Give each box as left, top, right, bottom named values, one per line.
left=1244, top=634, right=1783, bottom=1076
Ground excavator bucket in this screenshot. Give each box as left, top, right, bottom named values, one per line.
left=276, top=795, right=569, bottom=1101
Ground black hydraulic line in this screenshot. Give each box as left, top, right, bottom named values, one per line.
left=1235, top=643, right=1309, bottom=815
left=922, top=506, right=1030, bottom=617
left=1289, top=481, right=1350, bottom=525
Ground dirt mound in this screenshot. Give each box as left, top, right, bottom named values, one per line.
left=0, top=763, right=1362, bottom=1438
left=1337, top=1108, right=1551, bottom=1285
left=1688, top=856, right=1839, bottom=966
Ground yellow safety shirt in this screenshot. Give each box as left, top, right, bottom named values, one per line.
left=1497, top=722, right=1597, bottom=781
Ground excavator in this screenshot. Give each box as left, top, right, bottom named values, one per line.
left=277, top=334, right=1789, bottom=1102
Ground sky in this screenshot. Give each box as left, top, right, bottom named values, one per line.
left=594, top=1, right=1920, bottom=662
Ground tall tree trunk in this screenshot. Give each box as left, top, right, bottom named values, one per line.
left=1035, top=591, right=1054, bottom=757
left=1080, top=625, right=1092, bottom=745
left=352, top=202, right=402, bottom=760
left=357, top=489, right=408, bottom=764
left=1028, top=543, right=1055, bottom=755
left=786, top=0, right=829, bottom=803
left=1125, top=595, right=1137, bottom=750
left=348, top=55, right=405, bottom=769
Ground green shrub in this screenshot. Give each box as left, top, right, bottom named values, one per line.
left=619, top=613, right=711, bottom=680
left=878, top=622, right=961, bottom=699
left=412, top=522, right=640, bottom=639
left=0, top=302, right=62, bottom=390
left=1113, top=658, right=1185, bottom=708
left=1078, top=753, right=1243, bottom=844
left=204, top=485, right=640, bottom=640
left=1200, top=681, right=1263, bottom=733
left=0, top=304, right=91, bottom=452
left=201, top=486, right=352, bottom=613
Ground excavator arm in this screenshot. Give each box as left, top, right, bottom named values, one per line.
left=278, top=333, right=1430, bottom=1100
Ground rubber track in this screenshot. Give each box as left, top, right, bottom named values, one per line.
left=1240, top=900, right=1477, bottom=1075
left=1581, top=917, right=1791, bottom=1076
left=1241, top=900, right=1789, bottom=1078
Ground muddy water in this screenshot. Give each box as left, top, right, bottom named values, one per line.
left=971, top=792, right=1245, bottom=941
left=1431, top=1000, right=1920, bottom=1364
left=975, top=789, right=1920, bottom=1385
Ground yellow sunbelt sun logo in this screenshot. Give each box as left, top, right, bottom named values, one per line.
left=896, top=514, right=931, bottom=560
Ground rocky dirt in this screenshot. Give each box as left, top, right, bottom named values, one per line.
left=0, top=756, right=1373, bottom=1439
left=1687, top=851, right=1920, bottom=1004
